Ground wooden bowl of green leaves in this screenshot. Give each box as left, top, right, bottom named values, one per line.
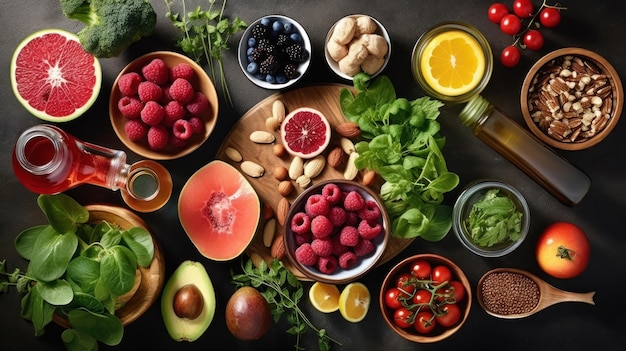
left=452, top=180, right=530, bottom=257
left=4, top=194, right=164, bottom=349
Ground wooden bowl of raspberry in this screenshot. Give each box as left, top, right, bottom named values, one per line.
left=109, top=51, right=218, bottom=160
left=283, top=179, right=390, bottom=284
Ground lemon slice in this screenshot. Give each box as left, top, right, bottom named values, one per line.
left=309, top=282, right=341, bottom=313
left=419, top=30, right=485, bottom=97
left=338, top=282, right=370, bottom=323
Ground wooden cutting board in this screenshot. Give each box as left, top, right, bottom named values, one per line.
left=216, top=84, right=414, bottom=280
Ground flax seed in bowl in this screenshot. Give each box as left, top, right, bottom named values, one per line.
left=521, top=47, right=623, bottom=150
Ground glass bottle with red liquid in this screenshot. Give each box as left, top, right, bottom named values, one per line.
left=12, top=124, right=172, bottom=212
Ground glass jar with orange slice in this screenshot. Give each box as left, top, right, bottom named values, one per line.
left=412, top=22, right=493, bottom=103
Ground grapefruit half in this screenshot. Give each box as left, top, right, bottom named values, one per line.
left=280, top=107, right=331, bottom=159
left=178, top=160, right=261, bottom=261
left=10, top=29, right=102, bottom=122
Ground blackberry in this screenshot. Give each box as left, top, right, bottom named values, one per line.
left=251, top=23, right=268, bottom=40
left=257, top=38, right=276, bottom=55
left=283, top=63, right=300, bottom=80
left=248, top=48, right=265, bottom=63
left=285, top=44, right=309, bottom=63
left=259, top=55, right=280, bottom=75
left=275, top=34, right=291, bottom=48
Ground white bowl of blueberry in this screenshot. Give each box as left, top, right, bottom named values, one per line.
left=238, top=15, right=311, bottom=89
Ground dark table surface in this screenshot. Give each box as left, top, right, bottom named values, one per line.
left=1, top=1, right=625, bottom=350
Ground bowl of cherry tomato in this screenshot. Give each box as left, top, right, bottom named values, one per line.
left=379, top=254, right=471, bottom=343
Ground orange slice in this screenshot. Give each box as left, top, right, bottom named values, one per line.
left=338, top=282, right=370, bottom=323
left=419, top=30, right=485, bottom=97
left=308, top=282, right=340, bottom=313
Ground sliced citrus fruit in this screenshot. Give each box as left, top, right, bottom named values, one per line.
left=338, top=282, right=370, bottom=322
left=419, top=30, right=485, bottom=97
left=10, top=28, right=102, bottom=122
left=280, top=107, right=331, bottom=159
left=309, top=282, right=341, bottom=313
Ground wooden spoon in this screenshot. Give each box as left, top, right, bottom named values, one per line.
left=476, top=268, right=595, bottom=319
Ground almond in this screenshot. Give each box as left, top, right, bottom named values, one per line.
left=224, top=146, right=243, bottom=162
left=343, top=152, right=359, bottom=180
left=362, top=170, right=377, bottom=187
left=335, top=121, right=361, bottom=138
left=276, top=197, right=290, bottom=226
left=327, top=146, right=345, bottom=168
left=240, top=161, right=265, bottom=178
left=340, top=137, right=356, bottom=154
left=272, top=99, right=286, bottom=123
left=270, top=232, right=286, bottom=260
left=250, top=130, right=275, bottom=144
left=265, top=116, right=281, bottom=131
left=262, top=218, right=277, bottom=247
left=288, top=156, right=304, bottom=180
left=278, top=180, right=294, bottom=196
left=296, top=174, right=311, bottom=189
left=303, top=155, right=326, bottom=178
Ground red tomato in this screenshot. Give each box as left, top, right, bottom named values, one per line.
left=436, top=281, right=466, bottom=303
left=436, top=303, right=462, bottom=328
left=384, top=287, right=405, bottom=310
left=412, top=289, right=432, bottom=306
left=488, top=3, right=510, bottom=24
left=536, top=222, right=590, bottom=279
left=410, top=259, right=431, bottom=279
left=523, top=29, right=544, bottom=51
left=513, top=0, right=534, bottom=18
left=448, top=281, right=466, bottom=302
left=501, top=45, right=521, bottom=67
left=500, top=14, right=522, bottom=35
left=396, top=273, right=416, bottom=295
left=393, top=307, right=414, bottom=329
left=540, top=7, right=561, bottom=28
left=431, top=265, right=452, bottom=285
left=414, top=311, right=436, bottom=334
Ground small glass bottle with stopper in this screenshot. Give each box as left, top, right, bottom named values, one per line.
left=459, top=95, right=591, bottom=206
left=12, top=124, right=172, bottom=212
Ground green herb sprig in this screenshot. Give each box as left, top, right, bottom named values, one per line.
left=231, top=259, right=341, bottom=351
left=466, top=189, right=523, bottom=247
left=164, top=0, right=247, bottom=105
left=0, top=193, right=154, bottom=351
left=340, top=73, right=460, bottom=241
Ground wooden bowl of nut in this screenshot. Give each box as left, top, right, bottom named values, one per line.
left=521, top=47, right=623, bottom=150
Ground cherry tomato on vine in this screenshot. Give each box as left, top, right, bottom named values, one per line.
left=448, top=281, right=466, bottom=302
left=436, top=281, right=466, bottom=303
left=414, top=311, right=437, bottom=334
left=500, top=14, right=522, bottom=35
left=501, top=45, right=521, bottom=67
left=409, top=259, right=431, bottom=279
left=384, top=287, right=405, bottom=310
left=513, top=0, right=534, bottom=18
left=435, top=303, right=462, bottom=328
left=396, top=273, right=415, bottom=294
left=488, top=3, right=509, bottom=24
left=540, top=7, right=561, bottom=28
left=412, top=289, right=433, bottom=305
left=536, top=222, right=590, bottom=279
left=431, top=265, right=452, bottom=285
left=523, top=29, right=544, bottom=51
left=393, top=307, right=414, bottom=329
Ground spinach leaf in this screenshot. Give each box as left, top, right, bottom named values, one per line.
left=29, top=229, right=78, bottom=282
left=14, top=225, right=47, bottom=260
left=67, top=256, right=100, bottom=295
left=100, top=246, right=137, bottom=297
left=38, top=279, right=73, bottom=306
left=121, top=227, right=154, bottom=267
left=37, top=194, right=88, bottom=234
left=67, top=309, right=124, bottom=346
left=61, top=329, right=98, bottom=351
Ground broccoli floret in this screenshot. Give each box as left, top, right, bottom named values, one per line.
left=60, top=0, right=157, bottom=58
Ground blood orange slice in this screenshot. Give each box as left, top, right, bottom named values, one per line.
left=10, top=29, right=102, bottom=122
left=280, top=107, right=331, bottom=159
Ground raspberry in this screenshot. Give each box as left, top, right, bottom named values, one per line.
left=162, top=100, right=186, bottom=127
left=327, top=206, right=347, bottom=227
left=338, top=251, right=358, bottom=269
left=305, top=194, right=330, bottom=217
left=168, top=133, right=188, bottom=149
left=311, top=238, right=333, bottom=257
left=290, top=212, right=311, bottom=234
left=321, top=183, right=342, bottom=204
left=343, top=190, right=365, bottom=211
left=169, top=78, right=195, bottom=104
left=117, top=72, right=142, bottom=96
left=310, top=215, right=333, bottom=239
left=138, top=81, right=163, bottom=102
left=358, top=200, right=382, bottom=222
left=172, top=119, right=193, bottom=140
left=117, top=96, right=143, bottom=119
left=142, top=58, right=169, bottom=85
left=140, top=101, right=165, bottom=126
left=186, top=92, right=210, bottom=115
left=331, top=235, right=350, bottom=256
left=357, top=219, right=382, bottom=240
left=295, top=243, right=318, bottom=266
left=160, top=86, right=173, bottom=105
left=147, top=125, right=168, bottom=150
left=339, top=226, right=359, bottom=247
left=124, top=119, right=148, bottom=141
left=294, top=231, right=311, bottom=246
left=188, top=117, right=205, bottom=135
left=354, top=239, right=375, bottom=257
left=169, top=63, right=195, bottom=81
left=317, top=255, right=337, bottom=274
left=346, top=211, right=359, bottom=226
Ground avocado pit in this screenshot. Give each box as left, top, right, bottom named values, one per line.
left=173, top=284, right=204, bottom=319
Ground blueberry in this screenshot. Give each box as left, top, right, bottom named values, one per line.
left=247, top=47, right=254, bottom=56
left=247, top=37, right=256, bottom=48
left=246, top=62, right=258, bottom=74
left=255, top=73, right=266, bottom=80
left=289, top=33, right=301, bottom=43
left=283, top=22, right=293, bottom=34
left=276, top=75, right=288, bottom=84
left=272, top=20, right=283, bottom=33
left=265, top=74, right=276, bottom=84
left=260, top=18, right=271, bottom=27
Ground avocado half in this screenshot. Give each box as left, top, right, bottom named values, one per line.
left=161, top=261, right=216, bottom=342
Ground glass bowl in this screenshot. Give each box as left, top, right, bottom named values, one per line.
left=452, top=180, right=530, bottom=257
